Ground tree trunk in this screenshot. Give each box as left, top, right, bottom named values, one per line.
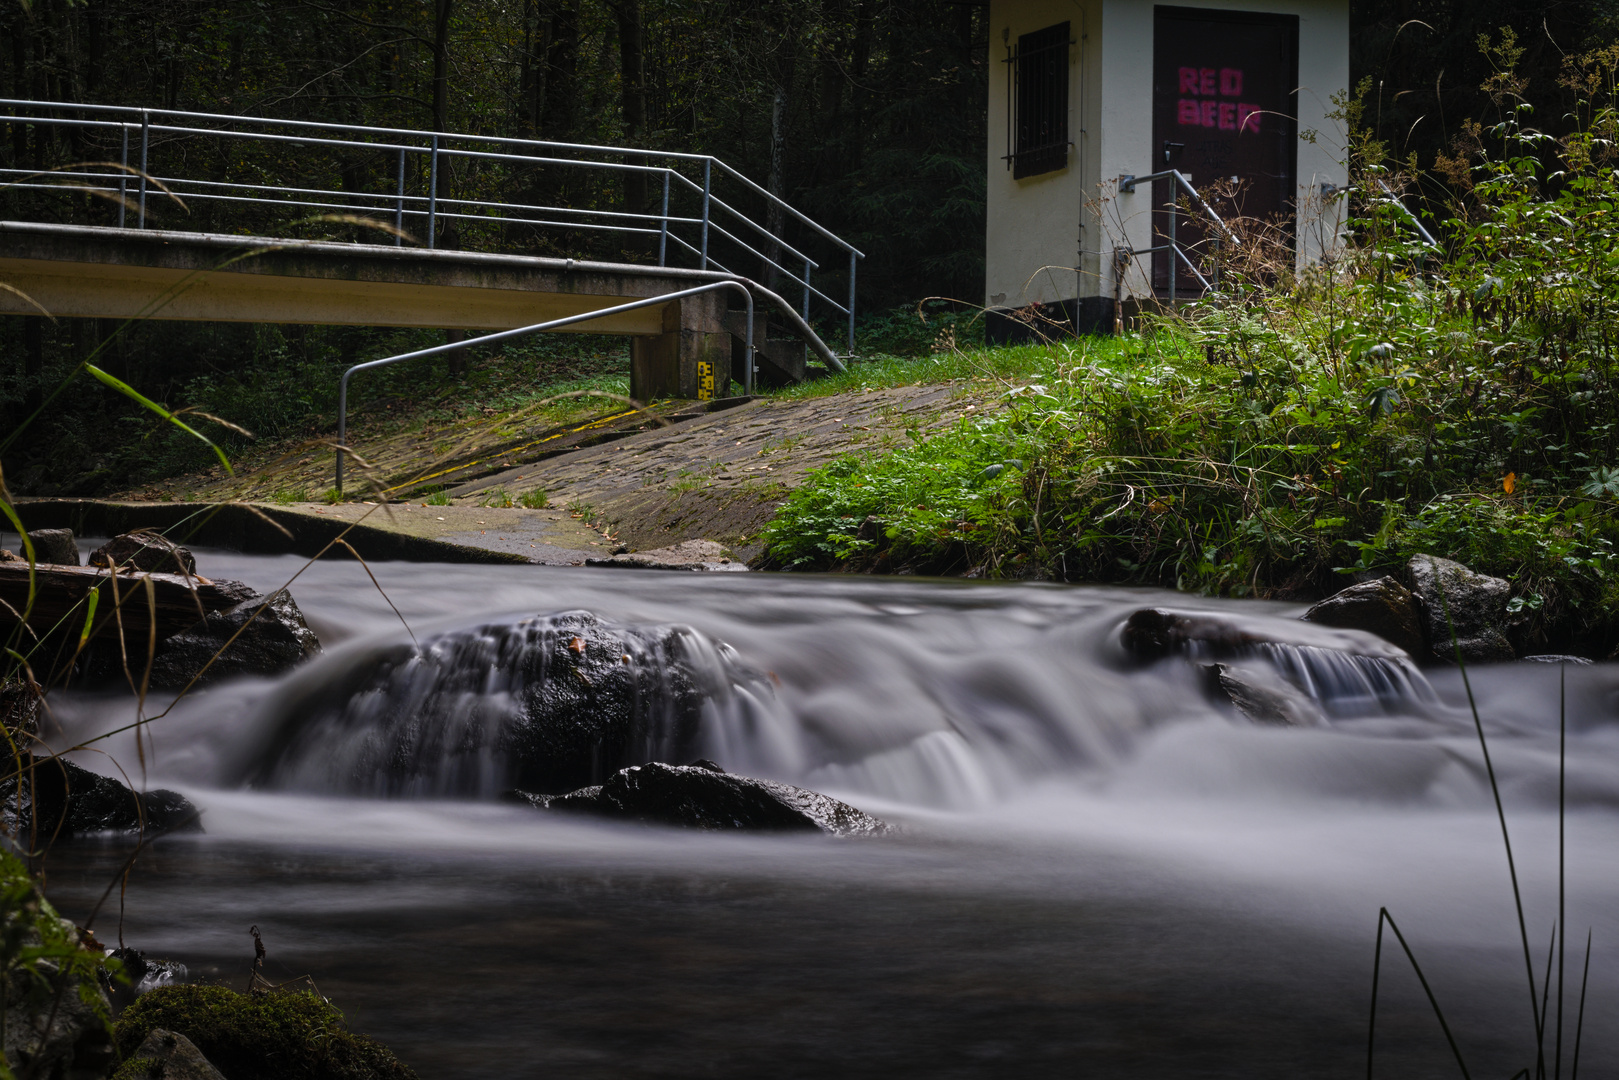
left=432, top=0, right=457, bottom=249
left=765, top=84, right=789, bottom=290
left=615, top=0, right=648, bottom=257
left=541, top=1, right=578, bottom=141
left=23, top=316, right=43, bottom=415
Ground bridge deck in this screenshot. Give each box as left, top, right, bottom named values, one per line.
left=0, top=220, right=751, bottom=398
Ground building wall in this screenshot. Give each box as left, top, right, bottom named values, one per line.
left=984, top=0, right=1101, bottom=317
left=986, top=0, right=1348, bottom=317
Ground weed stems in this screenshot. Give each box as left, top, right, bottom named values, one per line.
left=1367, top=907, right=1472, bottom=1080
left=1571, top=930, right=1590, bottom=1080
left=1557, top=665, right=1566, bottom=1080
left=1445, top=591, right=1543, bottom=1065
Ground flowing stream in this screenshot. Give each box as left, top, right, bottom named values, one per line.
left=28, top=548, right=1619, bottom=1078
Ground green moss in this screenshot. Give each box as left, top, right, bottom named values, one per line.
left=114, top=985, right=416, bottom=1080
left=109, top=1056, right=161, bottom=1080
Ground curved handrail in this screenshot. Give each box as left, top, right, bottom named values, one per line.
left=336, top=281, right=755, bottom=494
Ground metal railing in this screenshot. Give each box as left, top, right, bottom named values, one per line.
left=335, top=281, right=755, bottom=496
left=1115, top=169, right=1239, bottom=305
left=0, top=100, right=865, bottom=353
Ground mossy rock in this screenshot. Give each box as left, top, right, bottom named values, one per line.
left=109, top=1056, right=161, bottom=1080
left=113, top=985, right=416, bottom=1080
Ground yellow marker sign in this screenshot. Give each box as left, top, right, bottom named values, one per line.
left=697, top=360, right=714, bottom=401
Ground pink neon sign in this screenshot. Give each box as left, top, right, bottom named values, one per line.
left=1175, top=66, right=1260, bottom=133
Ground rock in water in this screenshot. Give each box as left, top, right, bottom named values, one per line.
left=1301, top=576, right=1426, bottom=657
left=1208, top=663, right=1325, bottom=727
left=1407, top=555, right=1515, bottom=663
left=253, top=611, right=766, bottom=798
left=113, top=1028, right=226, bottom=1080
left=147, top=590, right=321, bottom=689
left=89, top=532, right=198, bottom=576
left=27, top=528, right=79, bottom=565
left=0, top=754, right=202, bottom=839
left=529, top=762, right=889, bottom=835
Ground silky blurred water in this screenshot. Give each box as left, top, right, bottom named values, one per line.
left=27, top=548, right=1619, bottom=1078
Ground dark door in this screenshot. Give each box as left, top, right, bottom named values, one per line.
left=1151, top=6, right=1298, bottom=294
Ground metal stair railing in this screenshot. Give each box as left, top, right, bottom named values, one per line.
left=0, top=100, right=866, bottom=354
left=335, top=280, right=756, bottom=496
left=1114, top=169, right=1239, bottom=305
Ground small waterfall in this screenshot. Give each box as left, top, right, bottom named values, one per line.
left=1122, top=607, right=1440, bottom=721
left=249, top=610, right=779, bottom=798
left=1253, top=643, right=1438, bottom=716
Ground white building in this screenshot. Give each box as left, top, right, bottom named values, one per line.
left=984, top=0, right=1349, bottom=341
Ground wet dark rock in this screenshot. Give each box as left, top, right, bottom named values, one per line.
left=147, top=590, right=321, bottom=690
left=1121, top=608, right=1275, bottom=660
left=253, top=611, right=754, bottom=797
left=1207, top=663, right=1325, bottom=727
left=1300, top=576, right=1425, bottom=657
left=1, top=679, right=41, bottom=737
left=1521, top=654, right=1593, bottom=665
left=29, top=528, right=79, bottom=565
left=112, top=1028, right=226, bottom=1080
left=524, top=761, right=891, bottom=836
left=0, top=754, right=202, bottom=839
left=89, top=533, right=197, bottom=576
left=1407, top=555, right=1515, bottom=664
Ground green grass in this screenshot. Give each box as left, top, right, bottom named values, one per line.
left=517, top=488, right=548, bottom=509
left=766, top=340, right=1107, bottom=402
left=424, top=487, right=451, bottom=507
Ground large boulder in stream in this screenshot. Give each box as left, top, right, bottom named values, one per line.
left=252, top=611, right=764, bottom=797
left=512, top=761, right=890, bottom=836
left=147, top=590, right=321, bottom=690
left=0, top=754, right=202, bottom=840
left=1300, top=576, right=1426, bottom=657
left=1407, top=554, right=1515, bottom=664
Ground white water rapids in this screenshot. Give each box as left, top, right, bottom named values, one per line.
left=27, top=549, right=1619, bottom=1078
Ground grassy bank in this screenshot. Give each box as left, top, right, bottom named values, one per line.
left=761, top=54, right=1619, bottom=656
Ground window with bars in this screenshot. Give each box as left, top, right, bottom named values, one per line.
left=1005, top=22, right=1071, bottom=179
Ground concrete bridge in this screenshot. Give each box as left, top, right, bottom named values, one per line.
left=0, top=220, right=830, bottom=400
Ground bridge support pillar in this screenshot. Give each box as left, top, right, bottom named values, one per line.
left=630, top=293, right=732, bottom=401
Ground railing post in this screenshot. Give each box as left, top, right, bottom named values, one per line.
left=699, top=159, right=711, bottom=270
left=1167, top=186, right=1177, bottom=308
left=427, top=134, right=438, bottom=250
left=394, top=148, right=405, bottom=247
left=657, top=168, right=670, bottom=267
left=847, top=250, right=857, bottom=356
left=336, top=371, right=350, bottom=496
left=137, top=110, right=149, bottom=229
left=802, top=260, right=811, bottom=321
left=118, top=122, right=128, bottom=229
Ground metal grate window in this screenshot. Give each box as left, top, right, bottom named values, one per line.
left=1005, top=22, right=1071, bottom=179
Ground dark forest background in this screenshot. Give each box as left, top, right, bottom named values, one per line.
left=2, top=0, right=1617, bottom=494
